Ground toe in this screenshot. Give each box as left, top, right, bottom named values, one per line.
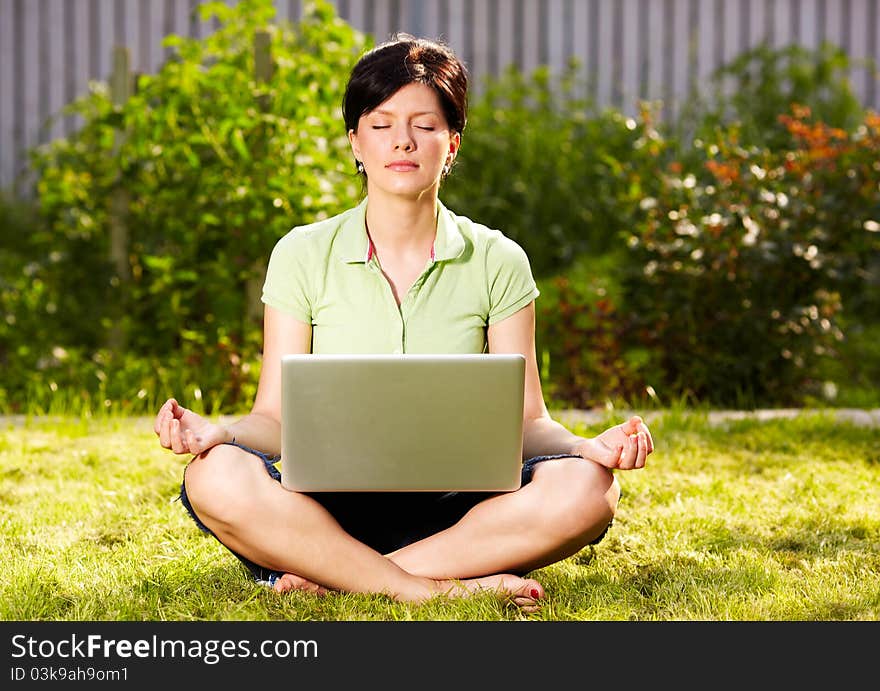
left=272, top=573, right=330, bottom=596
left=516, top=578, right=544, bottom=600
left=274, top=574, right=302, bottom=593
left=503, top=577, right=544, bottom=612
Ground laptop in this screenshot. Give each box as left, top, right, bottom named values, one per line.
left=280, top=353, right=525, bottom=492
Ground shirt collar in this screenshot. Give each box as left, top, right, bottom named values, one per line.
left=337, top=197, right=466, bottom=264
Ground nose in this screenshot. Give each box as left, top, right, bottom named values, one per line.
left=393, top=125, right=415, bottom=152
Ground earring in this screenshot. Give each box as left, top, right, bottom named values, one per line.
left=356, top=161, right=364, bottom=173
left=442, top=161, right=452, bottom=176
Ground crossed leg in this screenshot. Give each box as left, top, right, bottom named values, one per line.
left=183, top=444, right=551, bottom=610
left=183, top=445, right=618, bottom=611
left=386, top=457, right=620, bottom=579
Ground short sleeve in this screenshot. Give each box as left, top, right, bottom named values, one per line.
left=261, top=231, right=313, bottom=323
left=486, top=235, right=540, bottom=324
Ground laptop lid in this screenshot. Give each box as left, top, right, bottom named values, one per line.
left=280, top=353, right=525, bottom=492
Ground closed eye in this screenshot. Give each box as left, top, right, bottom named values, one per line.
left=371, top=125, right=391, bottom=129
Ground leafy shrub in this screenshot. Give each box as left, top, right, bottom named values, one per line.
left=0, top=193, right=57, bottom=407
left=535, top=252, right=652, bottom=409
left=18, top=0, right=367, bottom=413
left=678, top=41, right=868, bottom=151
left=526, top=42, right=877, bottom=409
left=443, top=64, right=660, bottom=279
left=774, top=107, right=880, bottom=321
left=5, top=32, right=879, bottom=413
left=620, top=105, right=880, bottom=406
left=816, top=322, right=880, bottom=407
left=3, top=345, right=251, bottom=418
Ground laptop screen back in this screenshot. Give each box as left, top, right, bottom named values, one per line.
left=280, top=353, right=525, bottom=492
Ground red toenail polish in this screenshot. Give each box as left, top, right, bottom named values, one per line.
left=530, top=588, right=540, bottom=599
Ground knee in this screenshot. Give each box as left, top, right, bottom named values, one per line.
left=536, top=459, right=619, bottom=542
left=183, top=444, right=254, bottom=526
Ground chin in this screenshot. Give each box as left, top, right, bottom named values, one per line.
left=375, top=177, right=439, bottom=198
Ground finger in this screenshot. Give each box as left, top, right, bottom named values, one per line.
left=170, top=419, right=187, bottom=455
left=635, top=431, right=648, bottom=469
left=623, top=415, right=643, bottom=436
left=637, top=421, right=655, bottom=454
left=153, top=403, right=166, bottom=435
left=170, top=398, right=186, bottom=420
left=620, top=434, right=638, bottom=470
left=605, top=444, right=624, bottom=469
left=158, top=411, right=173, bottom=449
left=613, top=437, right=629, bottom=469
left=154, top=400, right=173, bottom=435
left=187, top=428, right=211, bottom=456
left=629, top=433, right=641, bottom=469
left=185, top=429, right=201, bottom=455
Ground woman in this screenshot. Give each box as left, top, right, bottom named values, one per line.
left=155, top=35, right=653, bottom=612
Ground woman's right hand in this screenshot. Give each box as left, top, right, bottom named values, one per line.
left=154, top=398, right=229, bottom=456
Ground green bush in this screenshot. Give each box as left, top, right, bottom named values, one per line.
left=816, top=321, right=880, bottom=407
left=535, top=252, right=653, bottom=409
left=443, top=64, right=662, bottom=279
left=678, top=41, right=868, bottom=151
left=0, top=193, right=55, bottom=408
left=17, top=0, right=367, bottom=413
left=5, top=33, right=879, bottom=413
left=620, top=106, right=880, bottom=406
left=527, top=43, right=877, bottom=409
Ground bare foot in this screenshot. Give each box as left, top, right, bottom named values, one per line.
left=273, top=573, right=331, bottom=596
left=432, top=574, right=545, bottom=613
left=270, top=571, right=543, bottom=612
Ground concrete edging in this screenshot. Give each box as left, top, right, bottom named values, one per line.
left=553, top=408, right=880, bottom=427
left=2, top=408, right=880, bottom=428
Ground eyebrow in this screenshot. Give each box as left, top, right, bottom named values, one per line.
left=369, top=109, right=440, bottom=117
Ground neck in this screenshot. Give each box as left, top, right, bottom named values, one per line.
left=364, top=187, right=439, bottom=254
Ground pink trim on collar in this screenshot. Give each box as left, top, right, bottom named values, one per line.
left=366, top=237, right=435, bottom=262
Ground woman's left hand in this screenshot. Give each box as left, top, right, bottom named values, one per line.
left=571, top=415, right=654, bottom=470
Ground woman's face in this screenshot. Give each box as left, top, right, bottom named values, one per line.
left=348, top=82, right=460, bottom=200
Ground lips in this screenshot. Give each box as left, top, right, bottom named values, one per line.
left=386, top=160, right=419, bottom=171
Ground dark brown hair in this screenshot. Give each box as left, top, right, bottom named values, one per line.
left=342, top=34, right=469, bottom=135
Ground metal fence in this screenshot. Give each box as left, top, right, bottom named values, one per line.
left=1, top=0, right=878, bottom=194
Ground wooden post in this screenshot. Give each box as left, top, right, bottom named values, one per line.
left=254, top=29, right=274, bottom=109
left=107, top=46, right=133, bottom=351
left=246, top=30, right=274, bottom=324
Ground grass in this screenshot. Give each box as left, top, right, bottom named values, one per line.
left=1, top=410, right=878, bottom=621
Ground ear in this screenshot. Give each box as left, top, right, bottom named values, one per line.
left=348, top=128, right=361, bottom=161
left=448, top=131, right=461, bottom=159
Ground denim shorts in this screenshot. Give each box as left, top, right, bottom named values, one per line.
left=178, top=442, right=613, bottom=584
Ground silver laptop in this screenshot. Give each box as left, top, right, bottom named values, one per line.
left=280, top=353, right=525, bottom=492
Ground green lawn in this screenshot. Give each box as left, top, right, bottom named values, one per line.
left=1, top=411, right=878, bottom=621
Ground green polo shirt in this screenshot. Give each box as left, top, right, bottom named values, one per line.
left=261, top=197, right=539, bottom=354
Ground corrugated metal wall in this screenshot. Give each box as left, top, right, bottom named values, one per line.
left=1, top=0, right=878, bottom=193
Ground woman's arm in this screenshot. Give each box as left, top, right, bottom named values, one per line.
left=155, top=304, right=312, bottom=457
left=222, top=304, right=312, bottom=456
left=487, top=301, right=584, bottom=459
left=487, top=302, right=653, bottom=469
